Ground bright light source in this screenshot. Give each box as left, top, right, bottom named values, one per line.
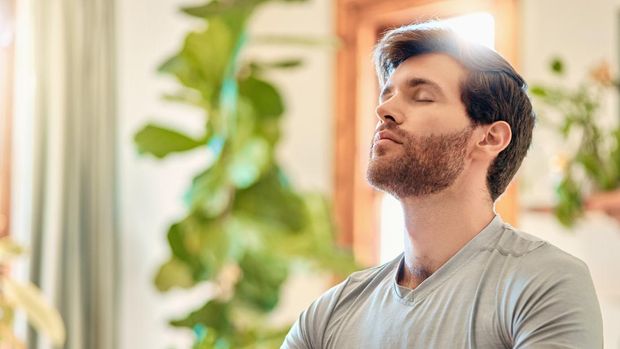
left=442, top=12, right=495, bottom=49
left=379, top=12, right=496, bottom=263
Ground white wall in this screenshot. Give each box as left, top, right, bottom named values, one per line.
left=115, top=0, right=334, bottom=348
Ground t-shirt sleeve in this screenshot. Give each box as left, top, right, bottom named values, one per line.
left=281, top=279, right=348, bottom=349
left=509, top=247, right=603, bottom=349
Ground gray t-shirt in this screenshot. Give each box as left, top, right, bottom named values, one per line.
left=282, top=216, right=603, bottom=348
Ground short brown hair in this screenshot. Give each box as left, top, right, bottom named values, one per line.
left=373, top=22, right=535, bottom=201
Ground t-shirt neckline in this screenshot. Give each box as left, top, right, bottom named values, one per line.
left=391, top=215, right=505, bottom=305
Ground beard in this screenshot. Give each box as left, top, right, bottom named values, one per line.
left=367, top=124, right=473, bottom=199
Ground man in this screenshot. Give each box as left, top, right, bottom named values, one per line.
left=282, top=23, right=603, bottom=348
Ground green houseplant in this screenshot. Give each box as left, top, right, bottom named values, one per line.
left=530, top=58, right=620, bottom=227
left=133, top=0, right=357, bottom=347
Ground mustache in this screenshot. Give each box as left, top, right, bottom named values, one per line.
left=375, top=122, right=409, bottom=139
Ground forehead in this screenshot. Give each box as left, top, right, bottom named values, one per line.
left=386, top=53, right=467, bottom=94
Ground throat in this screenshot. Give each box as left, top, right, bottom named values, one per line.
left=397, top=260, right=433, bottom=289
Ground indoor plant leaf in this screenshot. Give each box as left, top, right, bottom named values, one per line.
left=3, top=278, right=66, bottom=347
left=170, top=299, right=232, bottom=333
left=233, top=250, right=288, bottom=311
left=159, top=17, right=245, bottom=105
left=154, top=257, right=196, bottom=291
left=554, top=176, right=583, bottom=227
left=233, top=167, right=307, bottom=232
left=238, top=75, right=285, bottom=119
left=134, top=124, right=205, bottom=159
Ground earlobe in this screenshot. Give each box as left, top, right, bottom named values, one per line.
left=478, top=121, right=512, bottom=155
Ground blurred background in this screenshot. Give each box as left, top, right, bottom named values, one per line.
left=1, top=0, right=620, bottom=348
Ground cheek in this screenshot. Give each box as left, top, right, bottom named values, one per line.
left=401, top=106, right=469, bottom=135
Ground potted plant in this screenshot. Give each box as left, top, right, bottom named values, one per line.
left=530, top=58, right=620, bottom=227
left=133, top=0, right=357, bottom=347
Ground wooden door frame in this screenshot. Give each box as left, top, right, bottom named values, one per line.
left=333, top=0, right=521, bottom=266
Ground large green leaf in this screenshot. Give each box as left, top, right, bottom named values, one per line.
left=234, top=251, right=288, bottom=311
left=167, top=215, right=239, bottom=281
left=154, top=257, right=196, bottom=291
left=159, top=17, right=245, bottom=105
left=171, top=300, right=233, bottom=334
left=134, top=124, right=205, bottom=159
left=233, top=168, right=307, bottom=232
left=238, top=76, right=284, bottom=119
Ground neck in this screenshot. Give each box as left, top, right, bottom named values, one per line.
left=397, top=181, right=495, bottom=289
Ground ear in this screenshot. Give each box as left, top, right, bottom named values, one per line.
left=473, top=121, right=512, bottom=159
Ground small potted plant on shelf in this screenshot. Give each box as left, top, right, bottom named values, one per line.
left=530, top=58, right=620, bottom=227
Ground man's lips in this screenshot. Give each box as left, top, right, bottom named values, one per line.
left=374, top=130, right=402, bottom=145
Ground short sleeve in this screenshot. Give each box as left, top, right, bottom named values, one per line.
left=509, top=247, right=603, bottom=349
left=281, top=279, right=349, bottom=349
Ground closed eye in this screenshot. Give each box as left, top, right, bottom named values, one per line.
left=412, top=89, right=435, bottom=103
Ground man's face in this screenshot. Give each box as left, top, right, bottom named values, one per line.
left=367, top=53, right=474, bottom=198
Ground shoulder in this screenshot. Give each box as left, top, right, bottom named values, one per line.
left=492, top=224, right=603, bottom=348
left=492, top=223, right=590, bottom=279
left=311, top=255, right=401, bottom=316
left=282, top=256, right=400, bottom=349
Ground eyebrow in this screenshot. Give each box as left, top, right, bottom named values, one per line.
left=379, top=77, right=445, bottom=101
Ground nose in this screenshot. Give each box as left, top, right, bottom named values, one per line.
left=375, top=96, right=402, bottom=125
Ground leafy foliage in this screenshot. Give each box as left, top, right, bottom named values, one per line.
left=530, top=58, right=620, bottom=226
left=0, top=238, right=66, bottom=348
left=133, top=0, right=357, bottom=346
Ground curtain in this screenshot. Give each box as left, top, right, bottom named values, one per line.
left=25, top=0, right=118, bottom=348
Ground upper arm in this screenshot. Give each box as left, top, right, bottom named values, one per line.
left=510, top=253, right=603, bottom=349
left=281, top=314, right=312, bottom=349
left=281, top=280, right=348, bottom=349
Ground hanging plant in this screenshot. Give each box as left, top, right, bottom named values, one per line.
left=133, top=0, right=357, bottom=347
